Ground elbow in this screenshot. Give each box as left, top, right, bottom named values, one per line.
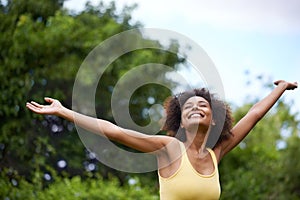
left=96, top=119, right=120, bottom=140
left=248, top=107, right=265, bottom=121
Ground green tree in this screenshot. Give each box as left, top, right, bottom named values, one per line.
left=0, top=171, right=159, bottom=199
left=0, top=0, right=183, bottom=197
left=219, top=75, right=300, bottom=199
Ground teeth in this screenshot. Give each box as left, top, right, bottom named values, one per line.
left=190, top=113, right=201, bottom=118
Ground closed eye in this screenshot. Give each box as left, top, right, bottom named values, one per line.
left=183, top=104, right=192, bottom=110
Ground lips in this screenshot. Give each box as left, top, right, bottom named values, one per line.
left=188, top=112, right=205, bottom=119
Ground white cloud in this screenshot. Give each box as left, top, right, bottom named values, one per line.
left=63, top=0, right=300, bottom=119
left=108, top=0, right=300, bottom=34
left=181, top=0, right=300, bottom=33
left=64, top=0, right=300, bottom=34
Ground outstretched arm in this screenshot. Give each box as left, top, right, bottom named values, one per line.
left=218, top=80, right=298, bottom=159
left=26, top=97, right=173, bottom=154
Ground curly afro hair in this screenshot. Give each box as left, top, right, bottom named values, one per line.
left=162, top=88, right=233, bottom=148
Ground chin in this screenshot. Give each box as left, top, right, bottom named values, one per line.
left=187, top=122, right=209, bottom=131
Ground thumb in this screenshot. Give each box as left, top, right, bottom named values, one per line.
left=44, top=97, right=56, bottom=103
left=273, top=80, right=283, bottom=85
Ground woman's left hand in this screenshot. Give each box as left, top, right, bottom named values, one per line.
left=274, top=80, right=298, bottom=90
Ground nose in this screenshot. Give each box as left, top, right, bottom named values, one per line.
left=192, top=104, right=200, bottom=110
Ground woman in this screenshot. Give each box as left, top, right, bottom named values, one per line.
left=26, top=80, right=297, bottom=199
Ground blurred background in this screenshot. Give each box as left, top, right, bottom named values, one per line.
left=1, top=0, right=299, bottom=199
left=66, top=0, right=300, bottom=111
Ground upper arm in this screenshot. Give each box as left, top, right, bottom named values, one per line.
left=213, top=81, right=295, bottom=161
left=217, top=108, right=262, bottom=159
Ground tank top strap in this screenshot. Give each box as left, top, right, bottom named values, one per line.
left=206, top=148, right=218, bottom=168
left=178, top=141, right=187, bottom=153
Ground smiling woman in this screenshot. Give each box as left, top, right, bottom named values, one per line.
left=26, top=80, right=297, bottom=200
left=162, top=88, right=233, bottom=148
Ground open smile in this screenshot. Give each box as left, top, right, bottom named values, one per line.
left=188, top=112, right=205, bottom=119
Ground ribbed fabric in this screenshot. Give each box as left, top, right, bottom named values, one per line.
left=158, top=142, right=221, bottom=200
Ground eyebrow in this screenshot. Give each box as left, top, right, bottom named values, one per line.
left=184, top=100, right=209, bottom=106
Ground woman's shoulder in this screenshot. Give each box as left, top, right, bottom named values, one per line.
left=156, top=134, right=179, bottom=145
left=211, top=144, right=222, bottom=164
left=156, top=136, right=182, bottom=157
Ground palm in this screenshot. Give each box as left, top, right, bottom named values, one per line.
left=26, top=98, right=62, bottom=115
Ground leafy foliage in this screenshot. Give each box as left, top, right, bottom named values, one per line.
left=0, top=170, right=159, bottom=200
left=1, top=1, right=299, bottom=199
left=219, top=76, right=300, bottom=199
left=0, top=0, right=180, bottom=195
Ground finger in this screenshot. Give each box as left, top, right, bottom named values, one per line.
left=26, top=102, right=42, bottom=113
left=285, top=82, right=298, bottom=90
left=26, top=102, right=36, bottom=110
left=291, top=82, right=298, bottom=89
left=294, top=82, right=298, bottom=87
left=30, top=101, right=43, bottom=108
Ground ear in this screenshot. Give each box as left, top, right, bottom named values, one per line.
left=180, top=122, right=184, bottom=128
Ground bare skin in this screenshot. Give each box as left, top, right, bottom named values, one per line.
left=26, top=80, right=297, bottom=178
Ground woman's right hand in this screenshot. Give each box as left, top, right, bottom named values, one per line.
left=26, top=97, right=63, bottom=116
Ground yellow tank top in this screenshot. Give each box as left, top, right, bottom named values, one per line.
left=158, top=142, right=221, bottom=200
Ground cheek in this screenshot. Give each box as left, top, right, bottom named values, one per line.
left=180, top=111, right=188, bottom=126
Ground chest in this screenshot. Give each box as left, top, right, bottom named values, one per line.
left=159, top=151, right=215, bottom=178
left=159, top=152, right=221, bottom=200
left=186, top=151, right=215, bottom=175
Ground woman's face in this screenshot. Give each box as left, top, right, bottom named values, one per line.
left=180, top=96, right=213, bottom=131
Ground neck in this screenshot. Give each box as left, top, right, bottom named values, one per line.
left=184, top=126, right=209, bottom=153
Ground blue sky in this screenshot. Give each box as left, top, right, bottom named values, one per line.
left=64, top=0, right=300, bottom=116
